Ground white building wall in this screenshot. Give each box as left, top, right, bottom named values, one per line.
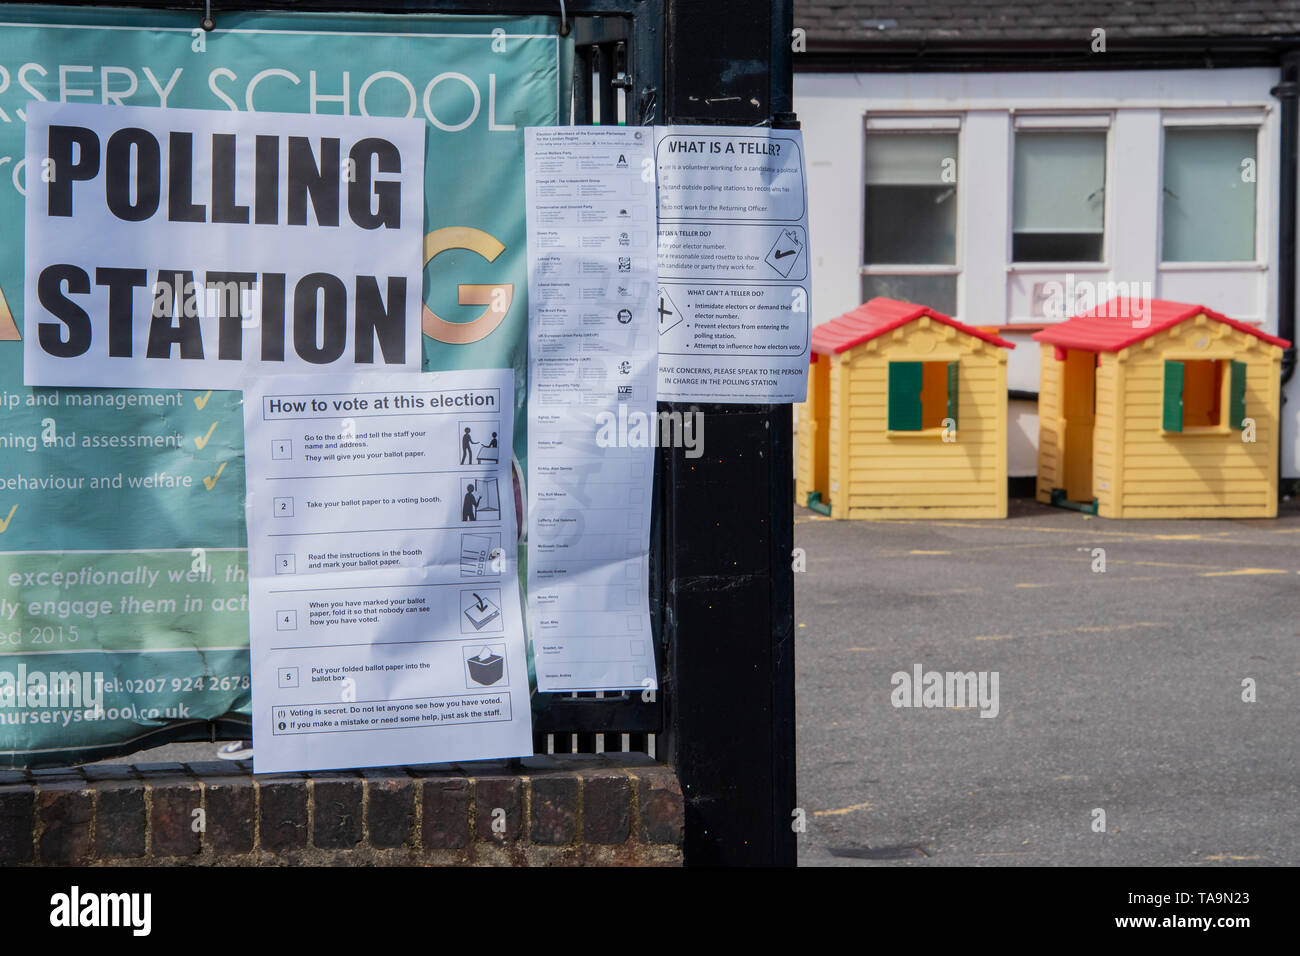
left=795, top=68, right=1299, bottom=478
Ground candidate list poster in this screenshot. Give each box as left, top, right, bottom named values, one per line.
left=0, top=7, right=568, bottom=767
left=524, top=126, right=659, bottom=693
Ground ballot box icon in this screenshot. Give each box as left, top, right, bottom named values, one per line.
left=461, top=588, right=503, bottom=633
left=466, top=646, right=505, bottom=686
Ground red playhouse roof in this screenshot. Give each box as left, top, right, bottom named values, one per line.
left=1031, top=298, right=1291, bottom=353
left=811, top=297, right=1015, bottom=356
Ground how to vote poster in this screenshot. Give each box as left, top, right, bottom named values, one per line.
left=0, top=5, right=570, bottom=766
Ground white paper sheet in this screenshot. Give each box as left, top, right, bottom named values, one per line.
left=524, top=126, right=659, bottom=693
left=654, top=125, right=811, bottom=403
left=242, top=368, right=532, bottom=773
left=24, top=102, right=424, bottom=390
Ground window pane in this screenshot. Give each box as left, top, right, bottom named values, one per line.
left=864, top=132, right=957, bottom=265
left=861, top=274, right=957, bottom=315
left=1162, top=128, right=1257, bottom=262
left=1013, top=131, right=1106, bottom=262
left=1012, top=232, right=1103, bottom=261
left=865, top=133, right=957, bottom=185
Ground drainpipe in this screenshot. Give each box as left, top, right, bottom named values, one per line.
left=1271, top=51, right=1299, bottom=489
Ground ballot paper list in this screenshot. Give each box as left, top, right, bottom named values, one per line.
left=242, top=369, right=532, bottom=773
left=525, top=127, right=659, bottom=693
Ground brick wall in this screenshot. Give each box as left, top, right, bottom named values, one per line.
left=0, top=753, right=683, bottom=866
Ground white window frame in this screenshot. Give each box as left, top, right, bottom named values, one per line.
left=860, top=113, right=964, bottom=314
left=1007, top=112, right=1114, bottom=272
left=1157, top=109, right=1268, bottom=272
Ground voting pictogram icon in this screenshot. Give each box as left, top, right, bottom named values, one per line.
left=464, top=644, right=506, bottom=687
left=765, top=228, right=804, bottom=278
left=657, top=287, right=685, bottom=336
left=460, top=477, right=500, bottom=522
left=461, top=588, right=504, bottom=634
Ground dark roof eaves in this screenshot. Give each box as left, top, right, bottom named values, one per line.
left=796, top=35, right=1300, bottom=72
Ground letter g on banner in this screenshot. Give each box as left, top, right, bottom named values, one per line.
left=422, top=226, right=513, bottom=344
left=0, top=283, right=18, bottom=341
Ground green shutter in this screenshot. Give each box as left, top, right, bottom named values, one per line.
left=1162, top=360, right=1184, bottom=432
left=1229, top=360, right=1247, bottom=430
left=946, top=360, right=959, bottom=429
left=888, top=362, right=923, bottom=430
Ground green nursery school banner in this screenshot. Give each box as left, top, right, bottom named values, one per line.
left=0, top=5, right=569, bottom=765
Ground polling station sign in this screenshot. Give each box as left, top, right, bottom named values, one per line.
left=24, top=102, right=425, bottom=389
left=0, top=6, right=569, bottom=767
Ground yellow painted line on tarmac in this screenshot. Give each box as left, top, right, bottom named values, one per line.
left=1014, top=582, right=1049, bottom=588
left=969, top=621, right=1165, bottom=643
left=813, top=801, right=873, bottom=818
left=912, top=541, right=1073, bottom=555
left=890, top=519, right=1256, bottom=545
left=910, top=549, right=951, bottom=554
left=1064, top=621, right=1165, bottom=634
left=1008, top=555, right=1291, bottom=575
left=1199, top=567, right=1290, bottom=576
left=913, top=520, right=1228, bottom=539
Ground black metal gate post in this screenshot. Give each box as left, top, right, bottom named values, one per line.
left=657, top=0, right=798, bottom=867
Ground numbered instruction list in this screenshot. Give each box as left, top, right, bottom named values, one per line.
left=654, top=125, right=810, bottom=403
left=524, top=126, right=659, bottom=693
left=242, top=369, right=531, bottom=773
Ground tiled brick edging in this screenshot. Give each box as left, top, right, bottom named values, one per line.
left=0, top=754, right=683, bottom=866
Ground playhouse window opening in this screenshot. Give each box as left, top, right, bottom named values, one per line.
left=888, top=359, right=958, bottom=432
left=919, top=361, right=949, bottom=429
left=1182, top=359, right=1224, bottom=428
left=1163, top=357, right=1246, bottom=433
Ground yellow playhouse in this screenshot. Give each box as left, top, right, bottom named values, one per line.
left=797, top=297, right=1014, bottom=519
left=1032, top=298, right=1290, bottom=518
